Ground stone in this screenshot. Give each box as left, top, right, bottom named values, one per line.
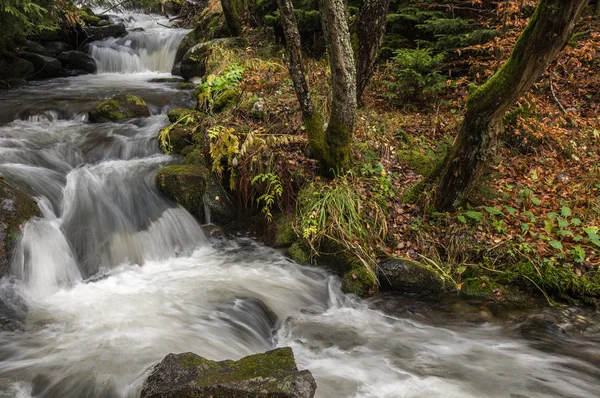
left=16, top=52, right=62, bottom=79
left=179, top=39, right=226, bottom=81
left=43, top=41, right=71, bottom=57
left=0, top=180, right=40, bottom=277
left=88, top=94, right=150, bottom=123
left=141, top=347, right=316, bottom=398
left=0, top=56, right=34, bottom=81
left=149, top=77, right=185, bottom=83
left=21, top=40, right=48, bottom=56
left=378, top=258, right=444, bottom=295
left=156, top=165, right=235, bottom=225
left=57, top=51, right=97, bottom=74
left=82, top=23, right=127, bottom=42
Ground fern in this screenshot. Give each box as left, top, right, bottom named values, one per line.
left=251, top=173, right=283, bottom=222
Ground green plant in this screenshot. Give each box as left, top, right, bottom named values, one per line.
left=296, top=174, right=388, bottom=279
left=251, top=173, right=283, bottom=222
left=158, top=113, right=201, bottom=153
left=196, top=65, right=244, bottom=112
left=386, top=47, right=446, bottom=104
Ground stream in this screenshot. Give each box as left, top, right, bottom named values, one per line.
left=0, top=13, right=599, bottom=398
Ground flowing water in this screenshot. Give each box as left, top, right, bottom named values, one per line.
left=0, top=13, right=599, bottom=398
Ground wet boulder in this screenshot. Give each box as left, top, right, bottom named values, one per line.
left=82, top=23, right=127, bottom=42
left=57, top=51, right=97, bottom=74
left=16, top=52, right=62, bottom=79
left=43, top=41, right=71, bottom=57
left=0, top=55, right=34, bottom=81
left=141, top=347, right=316, bottom=398
left=21, top=40, right=48, bottom=56
left=0, top=180, right=40, bottom=277
left=88, top=94, right=150, bottom=123
left=378, top=258, right=444, bottom=295
left=179, top=39, right=226, bottom=81
left=156, top=165, right=235, bottom=225
left=158, top=108, right=204, bottom=154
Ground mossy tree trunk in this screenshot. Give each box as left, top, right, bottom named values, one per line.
left=355, top=0, right=391, bottom=107
left=276, top=0, right=327, bottom=164
left=434, top=0, right=587, bottom=212
left=318, top=0, right=358, bottom=173
left=278, top=0, right=357, bottom=174
left=221, top=0, right=247, bottom=36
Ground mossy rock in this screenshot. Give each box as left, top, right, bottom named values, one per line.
left=184, top=147, right=207, bottom=166
left=159, top=125, right=194, bottom=154
left=461, top=276, right=528, bottom=303
left=0, top=180, right=40, bottom=277
left=140, top=347, right=317, bottom=398
left=79, top=10, right=101, bottom=26
left=342, top=264, right=379, bottom=297
left=273, top=217, right=297, bottom=248
left=378, top=258, right=444, bottom=295
left=0, top=55, right=34, bottom=80
left=89, top=94, right=150, bottom=123
left=172, top=10, right=231, bottom=70
left=156, top=165, right=235, bottom=225
left=176, top=82, right=196, bottom=90
left=167, top=108, right=203, bottom=124
left=212, top=87, right=242, bottom=113
left=156, top=165, right=209, bottom=220
left=179, top=39, right=226, bottom=81
left=397, top=149, right=438, bottom=177
left=149, top=77, right=185, bottom=83
left=287, top=241, right=310, bottom=264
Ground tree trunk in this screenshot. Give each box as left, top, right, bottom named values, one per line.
left=355, top=0, right=391, bottom=107
left=434, top=0, right=587, bottom=212
left=318, top=0, right=358, bottom=173
left=276, top=0, right=326, bottom=164
left=221, top=0, right=247, bottom=36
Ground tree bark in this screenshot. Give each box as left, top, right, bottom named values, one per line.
left=318, top=0, right=358, bottom=173
left=276, top=0, right=326, bottom=163
left=434, top=0, right=587, bottom=211
left=355, top=0, right=391, bottom=107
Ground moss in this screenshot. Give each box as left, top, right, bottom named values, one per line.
left=167, top=108, right=203, bottom=124
left=156, top=165, right=209, bottom=219
left=341, top=264, right=379, bottom=297
left=0, top=180, right=40, bottom=276
left=212, top=87, right=242, bottom=113
left=176, top=82, right=196, bottom=90
left=221, top=0, right=248, bottom=36
left=79, top=10, right=101, bottom=26
left=402, top=181, right=425, bottom=204
left=89, top=94, right=149, bottom=123
left=287, top=241, right=310, bottom=264
left=398, top=149, right=437, bottom=176
left=184, top=148, right=206, bottom=166
left=273, top=217, right=297, bottom=248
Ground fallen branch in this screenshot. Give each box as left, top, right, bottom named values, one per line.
left=549, top=75, right=567, bottom=114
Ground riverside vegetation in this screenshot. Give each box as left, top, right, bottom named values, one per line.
left=145, top=0, right=600, bottom=307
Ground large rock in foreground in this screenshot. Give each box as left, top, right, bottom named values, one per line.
left=89, top=94, right=150, bottom=122
left=0, top=180, right=39, bottom=277
left=141, top=347, right=316, bottom=398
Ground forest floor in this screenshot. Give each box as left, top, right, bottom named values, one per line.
left=167, top=4, right=600, bottom=307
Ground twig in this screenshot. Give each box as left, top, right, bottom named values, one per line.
left=549, top=75, right=567, bottom=114
left=100, top=0, right=129, bottom=14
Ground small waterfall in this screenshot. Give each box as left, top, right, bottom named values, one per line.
left=90, top=14, right=189, bottom=74
left=203, top=193, right=212, bottom=224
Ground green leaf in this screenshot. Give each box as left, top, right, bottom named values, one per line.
left=522, top=211, right=536, bottom=222
left=574, top=235, right=584, bottom=242
left=556, top=230, right=574, bottom=237
left=544, top=220, right=554, bottom=233
left=530, top=196, right=541, bottom=206
left=571, top=218, right=582, bottom=225
left=561, top=206, right=572, bottom=217
left=503, top=206, right=517, bottom=216
left=484, top=206, right=503, bottom=216
left=549, top=240, right=563, bottom=251
left=521, top=223, right=530, bottom=232
left=557, top=218, right=569, bottom=228
left=457, top=215, right=467, bottom=224
left=547, top=212, right=559, bottom=219
left=465, top=211, right=483, bottom=221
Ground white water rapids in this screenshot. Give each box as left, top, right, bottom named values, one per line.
left=0, top=13, right=599, bottom=398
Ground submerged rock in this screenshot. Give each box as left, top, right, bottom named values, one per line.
left=88, top=94, right=150, bottom=122
left=141, top=347, right=316, bottom=398
left=57, top=51, right=97, bottom=74
left=378, top=258, right=444, bottom=295
left=0, top=180, right=40, bottom=277
left=17, top=52, right=62, bottom=79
